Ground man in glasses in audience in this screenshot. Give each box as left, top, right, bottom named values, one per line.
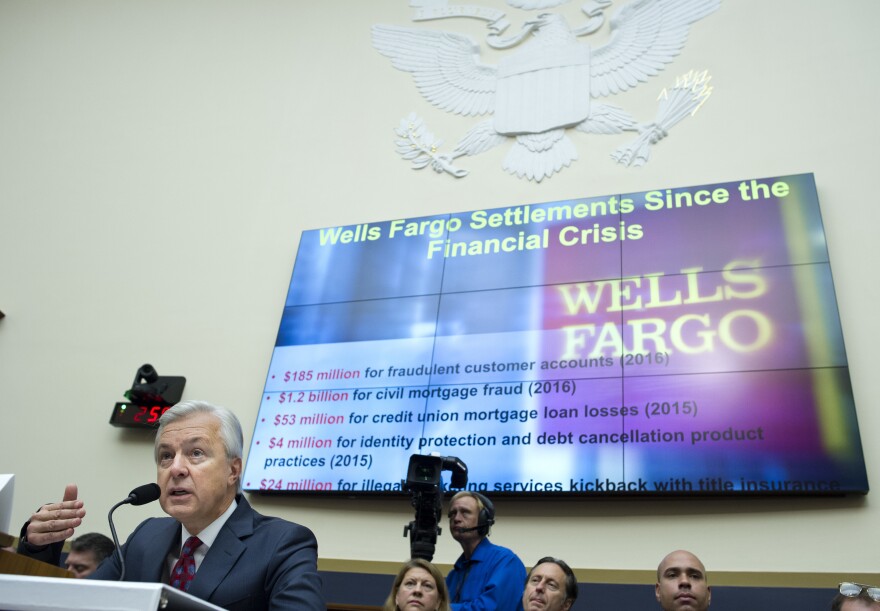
left=655, top=550, right=711, bottom=611
left=832, top=582, right=880, bottom=611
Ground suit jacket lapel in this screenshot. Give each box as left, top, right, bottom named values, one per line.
left=141, top=520, right=180, bottom=583
left=187, top=497, right=253, bottom=601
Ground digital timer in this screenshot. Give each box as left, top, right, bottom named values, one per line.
left=109, top=402, right=172, bottom=429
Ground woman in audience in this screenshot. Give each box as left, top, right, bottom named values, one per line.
left=384, top=558, right=451, bottom=611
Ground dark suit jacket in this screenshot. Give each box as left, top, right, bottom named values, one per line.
left=22, top=496, right=324, bottom=611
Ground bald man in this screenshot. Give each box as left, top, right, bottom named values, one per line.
left=655, top=550, right=711, bottom=611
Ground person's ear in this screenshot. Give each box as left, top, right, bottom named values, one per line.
left=228, top=457, right=242, bottom=486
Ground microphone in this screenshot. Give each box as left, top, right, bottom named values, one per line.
left=455, top=522, right=492, bottom=534
left=125, top=483, right=161, bottom=506
left=108, top=483, right=161, bottom=581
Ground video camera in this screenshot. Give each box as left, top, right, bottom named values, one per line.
left=402, top=454, right=468, bottom=561
left=124, top=364, right=186, bottom=407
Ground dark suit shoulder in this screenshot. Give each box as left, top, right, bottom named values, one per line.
left=228, top=495, right=317, bottom=541
left=196, top=496, right=323, bottom=611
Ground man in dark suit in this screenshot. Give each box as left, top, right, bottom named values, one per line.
left=18, top=400, right=324, bottom=611
left=64, top=532, right=115, bottom=578
left=522, top=557, right=577, bottom=611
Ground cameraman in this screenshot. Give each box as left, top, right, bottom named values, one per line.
left=446, top=492, right=526, bottom=611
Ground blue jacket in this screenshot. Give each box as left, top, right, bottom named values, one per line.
left=446, top=538, right=527, bottom=611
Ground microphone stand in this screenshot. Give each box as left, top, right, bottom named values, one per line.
left=107, top=499, right=129, bottom=581
left=107, top=483, right=161, bottom=581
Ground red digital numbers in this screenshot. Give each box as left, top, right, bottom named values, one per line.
left=148, top=406, right=167, bottom=423
left=132, top=405, right=171, bottom=424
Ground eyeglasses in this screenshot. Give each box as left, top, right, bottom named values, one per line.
left=839, top=582, right=880, bottom=602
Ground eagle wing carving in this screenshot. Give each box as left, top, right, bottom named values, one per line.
left=591, top=0, right=721, bottom=97
left=371, top=24, right=498, bottom=116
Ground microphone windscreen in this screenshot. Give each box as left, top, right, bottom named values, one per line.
left=127, top=483, right=161, bottom=506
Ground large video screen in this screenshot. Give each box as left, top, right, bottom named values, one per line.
left=242, top=173, right=868, bottom=496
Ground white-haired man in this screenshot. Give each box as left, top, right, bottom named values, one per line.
left=19, top=400, right=324, bottom=611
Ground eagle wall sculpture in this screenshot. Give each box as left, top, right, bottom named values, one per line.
left=372, top=0, right=720, bottom=181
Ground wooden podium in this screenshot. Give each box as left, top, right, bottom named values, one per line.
left=0, top=549, right=73, bottom=579
left=0, top=531, right=72, bottom=579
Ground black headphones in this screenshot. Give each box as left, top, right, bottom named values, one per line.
left=472, top=492, right=496, bottom=536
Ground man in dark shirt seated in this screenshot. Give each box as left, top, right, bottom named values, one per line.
left=63, top=532, right=115, bottom=578
left=522, top=557, right=577, bottom=611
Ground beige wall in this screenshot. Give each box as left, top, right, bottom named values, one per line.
left=0, top=0, right=878, bottom=581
